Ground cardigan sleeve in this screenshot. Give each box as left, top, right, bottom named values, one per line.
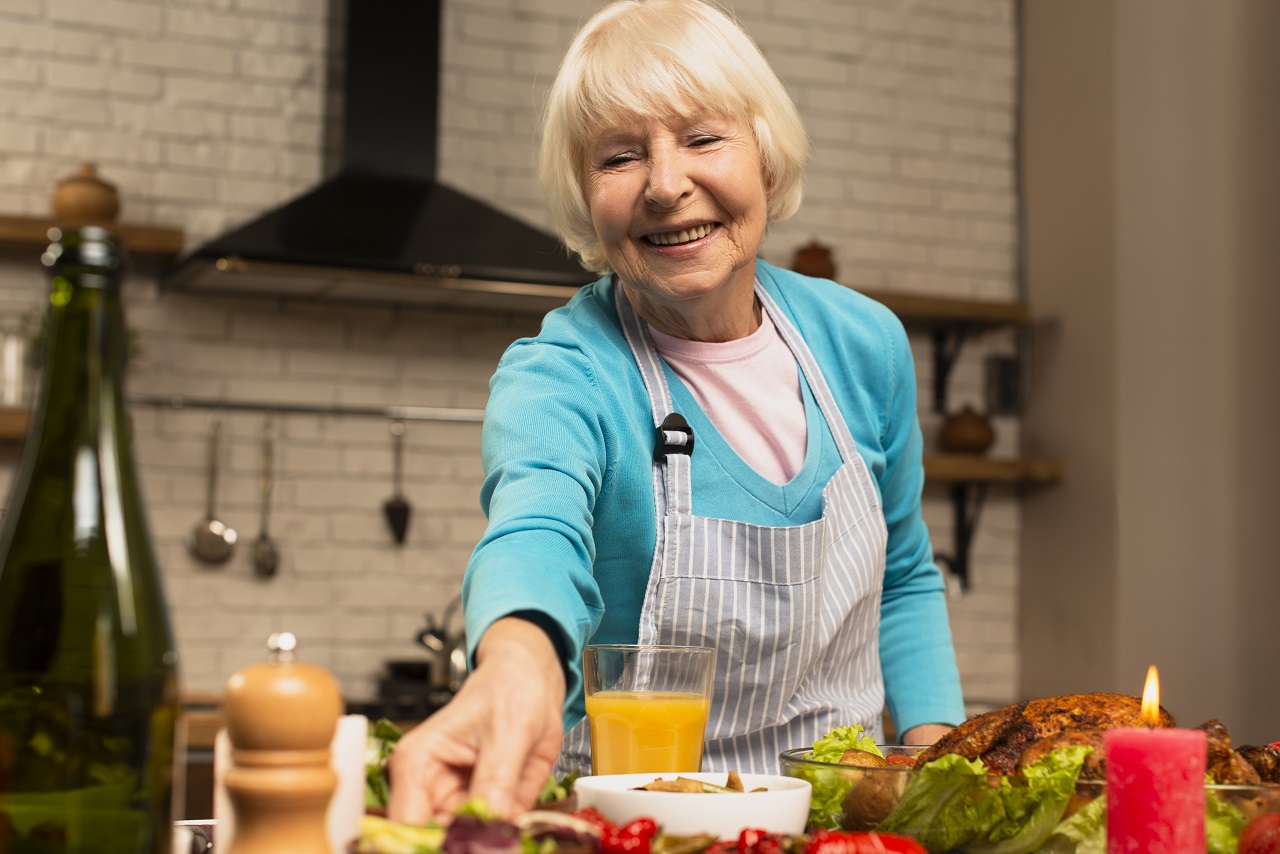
left=873, top=309, right=966, bottom=735
left=461, top=337, right=610, bottom=725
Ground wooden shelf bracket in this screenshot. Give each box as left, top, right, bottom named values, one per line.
left=931, top=326, right=969, bottom=413
left=935, top=481, right=988, bottom=592
left=855, top=289, right=1031, bottom=415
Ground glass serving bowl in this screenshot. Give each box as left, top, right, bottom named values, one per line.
left=778, top=746, right=1280, bottom=854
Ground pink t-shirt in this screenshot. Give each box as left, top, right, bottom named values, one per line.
left=648, top=309, right=806, bottom=485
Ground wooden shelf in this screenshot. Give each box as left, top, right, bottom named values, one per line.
left=0, top=214, right=184, bottom=260
left=923, top=454, right=1064, bottom=485
left=858, top=289, right=1031, bottom=329
left=0, top=407, right=30, bottom=442
left=180, top=692, right=225, bottom=751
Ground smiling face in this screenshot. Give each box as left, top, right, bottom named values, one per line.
left=583, top=112, right=769, bottom=340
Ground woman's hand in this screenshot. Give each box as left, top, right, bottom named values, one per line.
left=899, top=723, right=954, bottom=747
left=387, top=616, right=567, bottom=825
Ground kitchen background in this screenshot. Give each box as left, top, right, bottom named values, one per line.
left=0, top=0, right=1275, bottom=742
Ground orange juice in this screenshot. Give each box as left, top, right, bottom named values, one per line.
left=585, top=690, right=710, bottom=774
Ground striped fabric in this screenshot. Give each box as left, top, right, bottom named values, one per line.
left=557, top=282, right=888, bottom=776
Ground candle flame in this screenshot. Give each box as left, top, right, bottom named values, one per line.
left=1140, top=665, right=1161, bottom=726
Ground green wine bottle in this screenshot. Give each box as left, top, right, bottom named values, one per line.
left=0, top=227, right=179, bottom=853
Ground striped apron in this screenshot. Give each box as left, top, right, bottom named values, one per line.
left=557, top=281, right=889, bottom=775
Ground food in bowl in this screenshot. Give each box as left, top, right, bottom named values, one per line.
left=574, top=772, right=811, bottom=840
left=779, top=745, right=924, bottom=833
left=633, top=771, right=764, bottom=793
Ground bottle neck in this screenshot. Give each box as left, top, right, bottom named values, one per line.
left=35, top=268, right=131, bottom=439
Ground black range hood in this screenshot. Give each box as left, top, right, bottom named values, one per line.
left=160, top=0, right=593, bottom=313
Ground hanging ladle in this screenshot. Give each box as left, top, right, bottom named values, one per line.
left=252, top=417, right=280, bottom=579
left=382, top=420, right=411, bottom=545
left=188, top=418, right=237, bottom=565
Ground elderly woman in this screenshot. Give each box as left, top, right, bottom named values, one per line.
left=389, top=0, right=963, bottom=824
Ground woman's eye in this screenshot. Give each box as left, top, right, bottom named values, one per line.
left=690, top=135, right=721, bottom=147
left=601, top=152, right=636, bottom=167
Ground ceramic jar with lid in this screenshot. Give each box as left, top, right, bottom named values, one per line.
left=790, top=240, right=837, bottom=280
left=939, top=405, right=996, bottom=455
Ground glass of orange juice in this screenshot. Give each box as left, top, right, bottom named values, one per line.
left=583, top=644, right=715, bottom=775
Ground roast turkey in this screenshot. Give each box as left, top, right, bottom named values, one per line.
left=917, top=692, right=1273, bottom=786
left=916, top=692, right=1171, bottom=775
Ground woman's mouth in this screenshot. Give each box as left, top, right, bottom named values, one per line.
left=645, top=223, right=716, bottom=246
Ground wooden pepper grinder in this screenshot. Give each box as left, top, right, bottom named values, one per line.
left=50, top=162, right=121, bottom=224
left=222, top=632, right=344, bottom=854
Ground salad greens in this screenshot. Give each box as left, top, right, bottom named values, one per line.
left=870, top=754, right=1005, bottom=851
left=799, top=724, right=880, bottom=829
left=876, top=746, right=1089, bottom=854
left=1203, top=780, right=1249, bottom=854
left=358, top=814, right=447, bottom=854
left=356, top=796, right=601, bottom=854
left=367, top=718, right=406, bottom=808
left=811, top=724, right=885, bottom=764
left=802, top=726, right=1256, bottom=854
left=1035, top=773, right=1249, bottom=854
left=538, top=768, right=581, bottom=805
left=1036, top=796, right=1105, bottom=854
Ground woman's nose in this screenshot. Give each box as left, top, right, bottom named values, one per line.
left=644, top=149, right=691, bottom=208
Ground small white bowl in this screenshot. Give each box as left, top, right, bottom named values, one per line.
left=573, top=772, right=811, bottom=840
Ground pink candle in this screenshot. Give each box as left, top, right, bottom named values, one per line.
left=1105, top=725, right=1207, bottom=853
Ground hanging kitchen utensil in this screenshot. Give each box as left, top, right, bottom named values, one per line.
left=188, top=418, right=237, bottom=565
left=253, top=417, right=280, bottom=579
left=414, top=593, right=468, bottom=695
left=382, top=420, right=411, bottom=545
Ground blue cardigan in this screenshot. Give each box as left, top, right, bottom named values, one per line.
left=462, top=260, right=964, bottom=738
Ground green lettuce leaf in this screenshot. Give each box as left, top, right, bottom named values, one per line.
left=875, top=746, right=1091, bottom=854
left=1036, top=775, right=1247, bottom=854
left=962, top=745, right=1092, bottom=854
left=538, top=769, right=581, bottom=805
left=1037, top=795, right=1106, bottom=854
left=812, top=724, right=885, bottom=763
left=1205, top=783, right=1248, bottom=854
left=803, top=767, right=849, bottom=831
left=365, top=718, right=404, bottom=808
left=875, top=753, right=1005, bottom=851
left=455, top=798, right=498, bottom=820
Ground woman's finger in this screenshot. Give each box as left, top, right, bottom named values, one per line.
left=386, top=706, right=476, bottom=825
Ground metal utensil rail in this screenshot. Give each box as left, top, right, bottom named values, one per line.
left=128, top=393, right=484, bottom=424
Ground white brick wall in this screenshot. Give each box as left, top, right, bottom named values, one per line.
left=0, top=0, right=1020, bottom=709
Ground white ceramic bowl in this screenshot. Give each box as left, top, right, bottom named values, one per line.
left=573, top=772, right=812, bottom=840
